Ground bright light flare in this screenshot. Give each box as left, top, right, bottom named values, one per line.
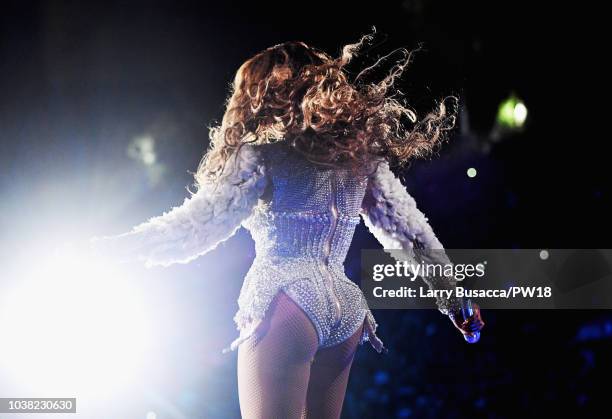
left=513, top=102, right=528, bottom=125
left=497, top=95, right=528, bottom=129
left=0, top=246, right=154, bottom=397
left=127, top=134, right=167, bottom=186
left=128, top=135, right=157, bottom=166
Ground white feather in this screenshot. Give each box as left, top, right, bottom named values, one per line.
left=95, top=144, right=268, bottom=267
left=360, top=161, right=462, bottom=315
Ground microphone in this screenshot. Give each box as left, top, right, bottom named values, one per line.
left=450, top=299, right=480, bottom=343
left=456, top=299, right=480, bottom=343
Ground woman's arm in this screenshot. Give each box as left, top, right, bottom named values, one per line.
left=93, top=144, right=268, bottom=267
left=359, top=160, right=463, bottom=315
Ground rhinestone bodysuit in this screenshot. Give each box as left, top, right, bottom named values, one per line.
left=108, top=140, right=460, bottom=354
left=232, top=143, right=380, bottom=352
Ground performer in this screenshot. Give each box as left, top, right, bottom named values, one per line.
left=94, top=35, right=484, bottom=419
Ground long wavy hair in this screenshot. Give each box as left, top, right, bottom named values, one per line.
left=196, top=33, right=456, bottom=186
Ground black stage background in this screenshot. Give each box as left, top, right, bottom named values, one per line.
left=0, top=1, right=609, bottom=418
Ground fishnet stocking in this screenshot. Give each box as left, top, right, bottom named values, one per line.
left=237, top=291, right=319, bottom=419
left=237, top=290, right=362, bottom=419
left=302, top=323, right=362, bottom=418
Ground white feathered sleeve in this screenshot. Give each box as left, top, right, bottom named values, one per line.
left=360, top=161, right=462, bottom=315
left=94, top=144, right=268, bottom=267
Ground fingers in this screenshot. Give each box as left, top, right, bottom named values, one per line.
left=449, top=304, right=485, bottom=336
left=463, top=322, right=483, bottom=333
left=461, top=316, right=485, bottom=333
left=460, top=304, right=484, bottom=334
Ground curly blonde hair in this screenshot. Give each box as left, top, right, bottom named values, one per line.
left=196, top=33, right=456, bottom=186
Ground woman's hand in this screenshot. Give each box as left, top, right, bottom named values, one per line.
left=449, top=303, right=485, bottom=337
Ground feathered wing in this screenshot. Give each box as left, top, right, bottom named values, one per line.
left=95, top=144, right=268, bottom=267
left=360, top=161, right=462, bottom=315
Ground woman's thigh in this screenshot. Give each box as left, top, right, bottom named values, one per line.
left=237, top=291, right=319, bottom=419
left=303, top=323, right=363, bottom=419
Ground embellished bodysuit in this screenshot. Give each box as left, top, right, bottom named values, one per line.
left=112, top=141, right=460, bottom=353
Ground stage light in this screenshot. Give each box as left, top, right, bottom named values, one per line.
left=127, top=134, right=167, bottom=186
left=128, top=135, right=157, bottom=166
left=0, top=246, right=154, bottom=397
left=513, top=102, right=528, bottom=126
left=467, top=167, right=477, bottom=178
left=496, top=95, right=528, bottom=129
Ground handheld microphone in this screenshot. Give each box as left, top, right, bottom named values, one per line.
left=457, top=299, right=480, bottom=343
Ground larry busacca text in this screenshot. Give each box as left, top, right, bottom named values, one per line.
left=371, top=285, right=552, bottom=300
